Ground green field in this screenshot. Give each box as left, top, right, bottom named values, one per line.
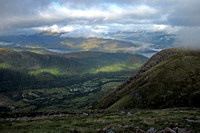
left=7, top=77, right=125, bottom=111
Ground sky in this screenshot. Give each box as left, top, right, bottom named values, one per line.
left=0, top=0, right=200, bottom=46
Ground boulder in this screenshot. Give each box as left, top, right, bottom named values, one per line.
left=136, top=128, right=145, bottom=133
left=164, top=127, right=176, bottom=133
left=147, top=127, right=156, bottom=133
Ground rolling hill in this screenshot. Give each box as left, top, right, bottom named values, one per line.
left=96, top=48, right=200, bottom=109
left=0, top=33, right=139, bottom=52
left=0, top=48, right=147, bottom=91
left=0, top=48, right=148, bottom=111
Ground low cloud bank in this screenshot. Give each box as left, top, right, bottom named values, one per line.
left=176, top=27, right=200, bottom=48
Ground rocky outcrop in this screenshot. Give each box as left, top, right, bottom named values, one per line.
left=98, top=126, right=192, bottom=133
left=137, top=127, right=192, bottom=133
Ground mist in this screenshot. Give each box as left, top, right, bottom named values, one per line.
left=176, top=27, right=200, bottom=48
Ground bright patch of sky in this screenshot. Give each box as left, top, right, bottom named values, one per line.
left=34, top=25, right=74, bottom=33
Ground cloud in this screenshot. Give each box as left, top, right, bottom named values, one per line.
left=31, top=23, right=176, bottom=39
left=167, top=0, right=200, bottom=27
left=38, top=2, right=159, bottom=25
left=61, top=25, right=105, bottom=38
left=125, top=43, right=155, bottom=54
left=34, top=25, right=74, bottom=33
left=0, top=0, right=160, bottom=33
left=0, top=0, right=200, bottom=47
left=176, top=27, right=200, bottom=47
left=153, top=24, right=168, bottom=31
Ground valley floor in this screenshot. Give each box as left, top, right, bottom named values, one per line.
left=0, top=108, right=199, bottom=133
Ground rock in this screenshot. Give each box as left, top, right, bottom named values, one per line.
left=164, top=122, right=168, bottom=125
left=71, top=128, right=78, bottom=133
left=136, top=128, right=145, bottom=133
left=97, top=128, right=102, bottom=132
left=122, top=125, right=129, bottom=128
left=8, top=105, right=15, bottom=110
left=135, top=126, right=139, bottom=129
left=120, top=111, right=125, bottom=114
left=156, top=129, right=165, bottom=133
left=83, top=113, right=89, bottom=116
left=164, top=127, right=176, bottom=133
left=174, top=123, right=179, bottom=127
left=186, top=119, right=200, bottom=123
left=173, top=127, right=180, bottom=133
left=97, top=128, right=103, bottom=132
left=106, top=129, right=115, bottom=133
left=147, top=127, right=156, bottom=133
left=173, top=127, right=192, bottom=133
left=127, top=112, right=132, bottom=115
left=103, top=126, right=111, bottom=131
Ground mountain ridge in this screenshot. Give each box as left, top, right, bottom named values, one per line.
left=96, top=47, right=200, bottom=109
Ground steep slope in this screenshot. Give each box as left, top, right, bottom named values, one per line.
left=96, top=48, right=200, bottom=109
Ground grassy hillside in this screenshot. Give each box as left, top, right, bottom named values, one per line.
left=96, top=48, right=200, bottom=109
left=0, top=48, right=148, bottom=111
left=0, top=48, right=147, bottom=78
left=0, top=108, right=199, bottom=132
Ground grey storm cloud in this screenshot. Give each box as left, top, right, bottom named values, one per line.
left=167, top=0, right=200, bottom=27
left=0, top=0, right=159, bottom=34
left=0, top=0, right=200, bottom=45
left=0, top=0, right=51, bottom=30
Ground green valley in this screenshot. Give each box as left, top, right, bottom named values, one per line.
left=0, top=48, right=147, bottom=111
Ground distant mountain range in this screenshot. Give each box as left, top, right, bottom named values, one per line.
left=108, top=31, right=176, bottom=49
left=0, top=31, right=176, bottom=57
left=0, top=32, right=139, bottom=52
left=96, top=48, right=200, bottom=109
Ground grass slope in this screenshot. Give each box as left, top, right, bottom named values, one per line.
left=96, top=48, right=200, bottom=109
left=0, top=108, right=199, bottom=132
left=0, top=48, right=147, bottom=78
